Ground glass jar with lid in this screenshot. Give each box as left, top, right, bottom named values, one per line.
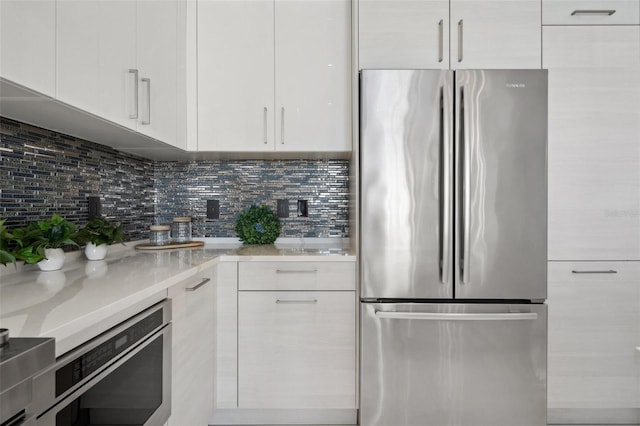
left=149, top=225, right=171, bottom=246
left=171, top=217, right=192, bottom=243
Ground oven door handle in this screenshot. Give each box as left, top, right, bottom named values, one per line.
left=35, top=324, right=172, bottom=426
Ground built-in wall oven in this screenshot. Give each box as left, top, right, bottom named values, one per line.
left=31, top=300, right=172, bottom=426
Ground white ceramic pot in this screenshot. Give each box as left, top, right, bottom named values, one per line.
left=85, top=242, right=108, bottom=261
left=37, top=248, right=65, bottom=271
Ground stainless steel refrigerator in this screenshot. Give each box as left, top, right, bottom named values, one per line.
left=360, top=69, right=548, bottom=426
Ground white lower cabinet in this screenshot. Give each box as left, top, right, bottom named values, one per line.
left=212, top=259, right=357, bottom=425
left=548, top=261, right=640, bottom=424
left=168, top=269, right=216, bottom=426
left=238, top=291, right=356, bottom=409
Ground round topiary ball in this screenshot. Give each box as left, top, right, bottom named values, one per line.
left=235, top=205, right=281, bottom=245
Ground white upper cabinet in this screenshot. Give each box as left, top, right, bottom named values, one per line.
left=358, top=0, right=450, bottom=69
left=358, top=0, right=541, bottom=70
left=56, top=1, right=100, bottom=114
left=57, top=1, right=137, bottom=128
left=99, top=2, right=138, bottom=129
left=274, top=0, right=351, bottom=152
left=0, top=0, right=56, bottom=97
left=137, top=0, right=181, bottom=147
left=543, top=0, right=640, bottom=25
left=450, top=0, right=542, bottom=69
left=198, top=0, right=275, bottom=152
left=544, top=26, right=640, bottom=261
left=56, top=0, right=181, bottom=148
left=197, top=0, right=351, bottom=153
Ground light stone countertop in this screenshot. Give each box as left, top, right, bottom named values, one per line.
left=0, top=239, right=354, bottom=356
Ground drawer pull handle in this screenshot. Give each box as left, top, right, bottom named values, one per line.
left=186, top=278, right=211, bottom=292
left=276, top=299, right=318, bottom=304
left=571, top=270, right=617, bottom=274
left=275, top=269, right=318, bottom=274
left=570, top=9, right=616, bottom=16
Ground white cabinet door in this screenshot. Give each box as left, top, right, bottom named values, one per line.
left=197, top=0, right=274, bottom=152
left=238, top=291, right=356, bottom=409
left=0, top=0, right=56, bottom=97
left=543, top=0, right=640, bottom=25
left=99, top=1, right=138, bottom=129
left=548, top=261, right=640, bottom=424
left=450, top=0, right=541, bottom=69
left=168, top=271, right=215, bottom=426
left=275, top=0, right=351, bottom=153
left=358, top=0, right=450, bottom=69
left=137, top=0, right=180, bottom=147
left=544, top=26, right=640, bottom=261
left=56, top=1, right=100, bottom=114
left=57, top=1, right=137, bottom=129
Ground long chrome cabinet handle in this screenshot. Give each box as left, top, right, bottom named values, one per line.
left=438, top=19, right=444, bottom=63
left=128, top=69, right=139, bottom=119
left=276, top=299, right=318, bottom=304
left=141, top=77, right=151, bottom=125
left=459, top=86, right=471, bottom=284
left=280, top=107, right=285, bottom=144
left=263, top=107, right=268, bottom=144
left=440, top=86, right=452, bottom=285
left=185, top=277, right=211, bottom=292
left=571, top=9, right=616, bottom=16
left=571, top=270, right=617, bottom=274
left=275, top=269, right=318, bottom=274
left=457, top=20, right=463, bottom=63
left=375, top=311, right=538, bottom=321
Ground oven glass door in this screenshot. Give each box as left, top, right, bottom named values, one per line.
left=39, top=326, right=171, bottom=426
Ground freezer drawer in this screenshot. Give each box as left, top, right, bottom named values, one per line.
left=360, top=302, right=547, bottom=426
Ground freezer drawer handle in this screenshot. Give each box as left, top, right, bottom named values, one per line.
left=571, top=9, right=616, bottom=16
left=374, top=311, right=538, bottom=321
left=571, top=269, right=617, bottom=274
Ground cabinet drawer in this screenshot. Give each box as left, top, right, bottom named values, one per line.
left=548, top=261, right=640, bottom=410
left=543, top=0, right=640, bottom=25
left=238, top=261, right=355, bottom=290
left=238, top=291, right=356, bottom=409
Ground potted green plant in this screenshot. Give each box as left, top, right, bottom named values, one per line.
left=75, top=217, right=124, bottom=261
left=26, top=214, right=78, bottom=271
left=0, top=220, right=16, bottom=266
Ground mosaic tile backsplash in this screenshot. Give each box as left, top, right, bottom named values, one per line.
left=1, top=117, right=350, bottom=240
left=1, top=117, right=155, bottom=241
left=155, top=160, right=349, bottom=238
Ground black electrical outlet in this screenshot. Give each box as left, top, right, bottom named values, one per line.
left=207, top=199, right=220, bottom=219
left=87, top=196, right=101, bottom=220
left=276, top=199, right=289, bottom=218
left=297, top=200, right=308, bottom=217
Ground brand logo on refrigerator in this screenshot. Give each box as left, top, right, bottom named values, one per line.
left=506, top=83, right=526, bottom=88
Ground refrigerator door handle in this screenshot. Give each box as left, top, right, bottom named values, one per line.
left=459, top=86, right=471, bottom=284
left=440, top=86, right=452, bottom=285
left=374, top=311, right=538, bottom=321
